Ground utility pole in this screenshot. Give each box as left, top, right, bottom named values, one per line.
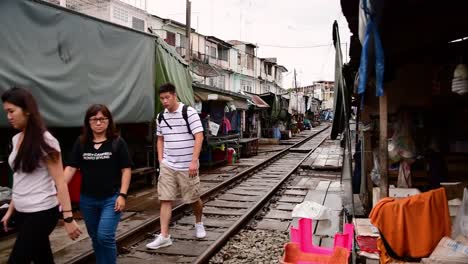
left=185, top=0, right=192, bottom=62
left=294, top=69, right=298, bottom=118
left=294, top=68, right=297, bottom=90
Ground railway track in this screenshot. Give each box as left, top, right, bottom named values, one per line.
left=68, top=126, right=330, bottom=264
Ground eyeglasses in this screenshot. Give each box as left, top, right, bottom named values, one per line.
left=89, top=117, right=109, bottom=123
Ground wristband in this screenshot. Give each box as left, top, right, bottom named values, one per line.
left=118, top=193, right=127, bottom=199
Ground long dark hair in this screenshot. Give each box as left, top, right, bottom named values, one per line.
left=1, top=87, right=59, bottom=173
left=80, top=104, right=117, bottom=145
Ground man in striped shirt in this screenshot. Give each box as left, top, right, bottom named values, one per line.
left=146, top=83, right=206, bottom=250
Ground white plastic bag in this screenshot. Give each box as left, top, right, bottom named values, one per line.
left=291, top=201, right=332, bottom=220
left=452, top=188, right=468, bottom=239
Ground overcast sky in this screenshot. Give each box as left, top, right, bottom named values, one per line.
left=147, top=0, right=351, bottom=88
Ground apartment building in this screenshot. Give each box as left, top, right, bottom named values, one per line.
left=44, top=0, right=288, bottom=95
left=46, top=0, right=149, bottom=32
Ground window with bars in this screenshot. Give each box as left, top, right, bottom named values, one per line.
left=165, top=32, right=176, bottom=46
left=113, top=6, right=129, bottom=23
left=247, top=55, right=254, bottom=70
left=179, top=35, right=187, bottom=48
left=132, top=17, right=144, bottom=31
left=241, top=80, right=253, bottom=93
left=218, top=76, right=225, bottom=89
left=217, top=46, right=229, bottom=61
left=209, top=46, right=217, bottom=58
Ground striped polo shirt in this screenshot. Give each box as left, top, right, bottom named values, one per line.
left=156, top=103, right=204, bottom=171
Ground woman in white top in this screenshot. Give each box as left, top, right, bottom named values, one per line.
left=1, top=87, right=82, bottom=263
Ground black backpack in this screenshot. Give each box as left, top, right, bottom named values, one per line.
left=157, top=104, right=193, bottom=137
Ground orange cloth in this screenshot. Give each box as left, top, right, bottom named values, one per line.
left=369, top=188, right=451, bottom=260
left=377, top=238, right=401, bottom=264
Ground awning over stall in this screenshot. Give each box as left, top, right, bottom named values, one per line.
left=193, top=90, right=233, bottom=102
left=228, top=100, right=249, bottom=110
left=249, top=95, right=270, bottom=108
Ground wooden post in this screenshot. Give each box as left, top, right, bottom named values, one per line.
left=379, top=93, right=389, bottom=198
left=185, top=0, right=192, bottom=62
left=361, top=107, right=374, bottom=209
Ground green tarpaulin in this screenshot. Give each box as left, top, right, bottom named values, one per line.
left=0, top=0, right=194, bottom=127
left=331, top=21, right=351, bottom=139
left=154, top=38, right=194, bottom=114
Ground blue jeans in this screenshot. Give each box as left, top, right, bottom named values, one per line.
left=80, top=194, right=121, bottom=264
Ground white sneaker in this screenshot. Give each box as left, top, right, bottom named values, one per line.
left=195, top=222, right=206, bottom=238
left=146, top=234, right=173, bottom=249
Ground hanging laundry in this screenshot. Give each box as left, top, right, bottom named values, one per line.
left=222, top=117, right=232, bottom=134
left=370, top=188, right=451, bottom=261
left=357, top=0, right=385, bottom=97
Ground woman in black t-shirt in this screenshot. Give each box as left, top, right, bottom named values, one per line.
left=64, top=104, right=131, bottom=264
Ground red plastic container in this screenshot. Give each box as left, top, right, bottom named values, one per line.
left=68, top=170, right=82, bottom=203
left=227, top=148, right=235, bottom=164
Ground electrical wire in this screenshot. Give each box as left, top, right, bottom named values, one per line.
left=255, top=43, right=334, bottom=49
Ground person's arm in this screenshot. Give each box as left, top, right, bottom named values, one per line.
left=63, top=138, right=81, bottom=184
left=47, top=156, right=82, bottom=240
left=114, top=168, right=131, bottom=212
left=189, top=132, right=204, bottom=177
left=157, top=136, right=164, bottom=163
left=114, top=138, right=132, bottom=212
left=1, top=200, right=15, bottom=232
left=63, top=166, right=77, bottom=184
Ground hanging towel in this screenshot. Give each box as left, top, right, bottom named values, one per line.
left=370, top=188, right=451, bottom=261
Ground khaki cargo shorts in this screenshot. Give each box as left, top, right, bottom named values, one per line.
left=157, top=162, right=201, bottom=204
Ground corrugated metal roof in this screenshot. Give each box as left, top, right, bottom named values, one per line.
left=250, top=95, right=270, bottom=108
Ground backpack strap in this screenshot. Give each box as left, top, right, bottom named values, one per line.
left=182, top=105, right=193, bottom=135
left=112, top=136, right=120, bottom=153
left=157, top=105, right=195, bottom=138
left=157, top=110, right=172, bottom=129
